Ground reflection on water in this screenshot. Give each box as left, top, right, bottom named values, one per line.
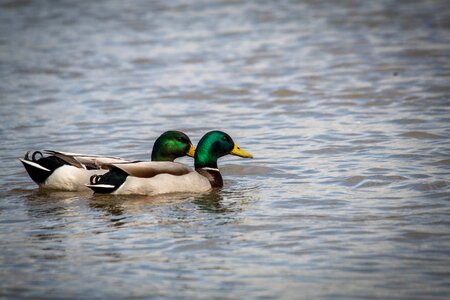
left=193, top=190, right=227, bottom=213
left=1, top=0, right=450, bottom=299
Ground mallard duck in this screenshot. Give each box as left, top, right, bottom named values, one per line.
left=19, top=131, right=195, bottom=191
left=86, top=130, right=253, bottom=195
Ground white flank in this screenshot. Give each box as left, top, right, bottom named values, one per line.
left=113, top=171, right=212, bottom=195
left=44, top=165, right=108, bottom=191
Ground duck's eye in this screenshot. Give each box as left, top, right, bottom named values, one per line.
left=222, top=135, right=233, bottom=142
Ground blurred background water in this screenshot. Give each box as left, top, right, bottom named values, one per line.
left=1, top=0, right=450, bottom=299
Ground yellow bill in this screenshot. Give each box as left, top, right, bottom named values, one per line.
left=187, top=144, right=196, bottom=157
left=231, top=144, right=253, bottom=158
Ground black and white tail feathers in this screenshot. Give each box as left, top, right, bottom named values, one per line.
left=19, top=151, right=67, bottom=185
left=87, top=167, right=129, bottom=194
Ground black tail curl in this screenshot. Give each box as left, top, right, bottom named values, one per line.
left=90, top=174, right=103, bottom=185
left=21, top=151, right=67, bottom=185
left=88, top=168, right=128, bottom=193
left=24, top=151, right=44, bottom=162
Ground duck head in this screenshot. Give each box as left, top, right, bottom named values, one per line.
left=194, top=131, right=253, bottom=169
left=151, top=131, right=196, bottom=162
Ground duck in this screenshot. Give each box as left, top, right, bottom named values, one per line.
left=86, top=130, right=253, bottom=195
left=19, top=131, right=196, bottom=191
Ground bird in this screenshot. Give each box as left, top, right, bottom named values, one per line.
left=86, top=130, right=253, bottom=195
left=19, top=131, right=195, bottom=191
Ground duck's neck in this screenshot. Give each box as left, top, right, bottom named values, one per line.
left=151, top=151, right=175, bottom=162
left=195, top=160, right=218, bottom=169
left=194, top=136, right=224, bottom=187
left=194, top=145, right=220, bottom=169
left=195, top=167, right=223, bottom=188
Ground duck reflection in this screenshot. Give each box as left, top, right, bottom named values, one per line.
left=24, top=182, right=260, bottom=227
left=24, top=189, right=86, bottom=219
left=193, top=182, right=261, bottom=214
left=88, top=192, right=197, bottom=226
left=23, top=189, right=84, bottom=261
left=192, top=189, right=226, bottom=212
left=88, top=194, right=129, bottom=227
left=89, top=195, right=126, bottom=216
left=88, top=180, right=261, bottom=219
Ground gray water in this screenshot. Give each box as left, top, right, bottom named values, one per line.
left=1, top=0, right=450, bottom=299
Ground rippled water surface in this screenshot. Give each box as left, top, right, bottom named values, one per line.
left=1, top=0, right=450, bottom=299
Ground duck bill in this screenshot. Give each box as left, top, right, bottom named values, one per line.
left=231, top=144, right=253, bottom=158
left=187, top=144, right=196, bottom=157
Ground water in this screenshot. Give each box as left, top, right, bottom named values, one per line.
left=1, top=0, right=450, bottom=299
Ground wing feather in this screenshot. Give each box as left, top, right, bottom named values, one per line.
left=111, top=161, right=193, bottom=178
left=44, top=150, right=131, bottom=169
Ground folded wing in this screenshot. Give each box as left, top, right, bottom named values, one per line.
left=44, top=150, right=131, bottom=170
left=110, top=161, right=193, bottom=178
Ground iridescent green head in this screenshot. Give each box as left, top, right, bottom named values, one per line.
left=194, top=130, right=253, bottom=169
left=151, top=131, right=196, bottom=162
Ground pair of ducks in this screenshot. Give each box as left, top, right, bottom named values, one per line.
left=20, top=131, right=253, bottom=195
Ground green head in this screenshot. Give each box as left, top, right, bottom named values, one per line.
left=151, top=131, right=196, bottom=162
left=194, top=131, right=253, bottom=169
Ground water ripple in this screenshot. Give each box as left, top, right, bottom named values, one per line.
left=1, top=1, right=450, bottom=299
